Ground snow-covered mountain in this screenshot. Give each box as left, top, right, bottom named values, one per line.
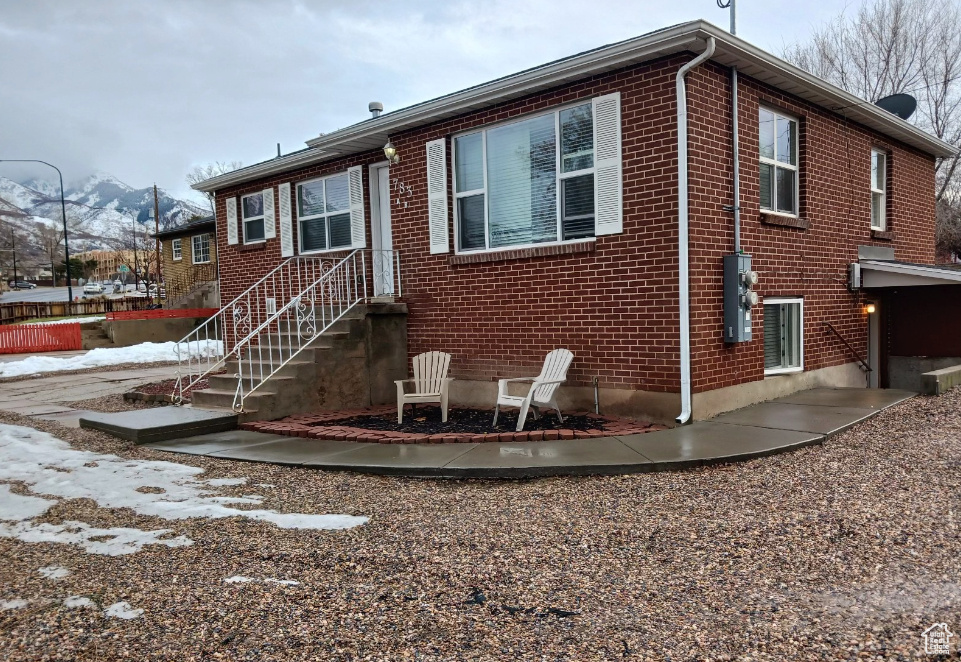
left=0, top=172, right=207, bottom=261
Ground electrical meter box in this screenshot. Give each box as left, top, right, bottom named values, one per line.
left=723, top=253, right=757, bottom=343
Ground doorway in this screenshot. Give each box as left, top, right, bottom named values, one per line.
left=369, top=163, right=394, bottom=297
left=867, top=299, right=880, bottom=388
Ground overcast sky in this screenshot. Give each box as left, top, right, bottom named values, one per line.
left=0, top=0, right=851, bottom=205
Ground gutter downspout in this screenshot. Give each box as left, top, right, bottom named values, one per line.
left=675, top=37, right=716, bottom=425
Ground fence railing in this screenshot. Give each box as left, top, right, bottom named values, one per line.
left=0, top=322, right=82, bottom=354
left=106, top=307, right=219, bottom=321
left=0, top=298, right=152, bottom=325
left=165, top=262, right=217, bottom=305
left=231, top=250, right=368, bottom=410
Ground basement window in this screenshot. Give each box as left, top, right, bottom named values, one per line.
left=759, top=108, right=799, bottom=216
left=241, top=192, right=266, bottom=243
left=764, top=297, right=803, bottom=375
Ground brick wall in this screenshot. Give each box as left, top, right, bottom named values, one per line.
left=685, top=61, right=935, bottom=393
left=213, top=53, right=937, bottom=400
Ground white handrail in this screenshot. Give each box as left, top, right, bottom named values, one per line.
left=173, top=255, right=358, bottom=402
left=231, top=250, right=365, bottom=411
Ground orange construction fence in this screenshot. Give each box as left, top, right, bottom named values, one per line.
left=105, top=307, right=219, bottom=321
left=0, top=323, right=82, bottom=354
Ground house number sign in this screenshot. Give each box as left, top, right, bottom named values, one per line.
left=392, top=178, right=413, bottom=208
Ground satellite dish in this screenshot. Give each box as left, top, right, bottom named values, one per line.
left=875, top=93, right=917, bottom=120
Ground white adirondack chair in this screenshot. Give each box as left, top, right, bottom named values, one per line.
left=492, top=349, right=574, bottom=431
left=395, top=351, right=453, bottom=424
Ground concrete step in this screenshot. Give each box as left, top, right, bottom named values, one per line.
left=79, top=407, right=237, bottom=445
left=192, top=386, right=278, bottom=410
left=208, top=373, right=298, bottom=392
left=236, top=345, right=320, bottom=362
left=223, top=358, right=314, bottom=377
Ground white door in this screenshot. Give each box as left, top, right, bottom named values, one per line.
left=372, top=165, right=394, bottom=296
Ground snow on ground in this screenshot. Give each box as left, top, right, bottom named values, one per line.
left=38, top=566, right=70, bottom=580
left=32, top=316, right=105, bottom=325
left=63, top=596, right=96, bottom=609
left=0, top=424, right=367, bottom=556
left=103, top=601, right=143, bottom=620
left=0, top=599, right=29, bottom=610
left=224, top=576, right=299, bottom=586
left=0, top=340, right=224, bottom=378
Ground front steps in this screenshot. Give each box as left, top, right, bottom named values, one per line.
left=190, top=303, right=407, bottom=423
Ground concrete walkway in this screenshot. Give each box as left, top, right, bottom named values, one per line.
left=144, top=388, right=916, bottom=478
left=0, top=364, right=179, bottom=428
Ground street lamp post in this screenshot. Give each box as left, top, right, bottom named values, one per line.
left=0, top=159, right=73, bottom=307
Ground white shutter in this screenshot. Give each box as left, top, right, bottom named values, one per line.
left=278, top=182, right=294, bottom=257
left=225, top=197, right=238, bottom=245
left=347, top=166, right=366, bottom=248
left=426, top=138, right=449, bottom=254
left=263, top=187, right=276, bottom=239
left=593, top=92, right=622, bottom=236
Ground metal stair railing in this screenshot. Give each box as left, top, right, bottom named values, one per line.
left=172, top=255, right=360, bottom=403
left=230, top=249, right=371, bottom=411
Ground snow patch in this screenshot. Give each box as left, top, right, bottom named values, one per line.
left=38, top=565, right=70, bottom=580
left=0, top=340, right=223, bottom=378
left=0, top=599, right=28, bottom=610
left=0, top=424, right=367, bottom=555
left=63, top=596, right=96, bottom=609
left=103, top=601, right=142, bottom=620
left=224, top=576, right=254, bottom=583
left=264, top=578, right=300, bottom=586
left=205, top=478, right=247, bottom=487
left=33, top=316, right=105, bottom=325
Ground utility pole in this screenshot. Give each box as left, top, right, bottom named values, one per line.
left=10, top=233, right=17, bottom=287
left=153, top=184, right=161, bottom=302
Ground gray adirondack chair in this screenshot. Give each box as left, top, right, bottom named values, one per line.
left=493, top=349, right=574, bottom=431
left=395, top=351, right=453, bottom=424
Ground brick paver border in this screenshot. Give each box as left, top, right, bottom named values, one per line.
left=241, top=406, right=664, bottom=444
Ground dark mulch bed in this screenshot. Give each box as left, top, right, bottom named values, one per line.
left=316, top=405, right=608, bottom=435
left=132, top=376, right=216, bottom=401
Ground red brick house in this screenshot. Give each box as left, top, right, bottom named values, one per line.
left=192, top=21, right=959, bottom=424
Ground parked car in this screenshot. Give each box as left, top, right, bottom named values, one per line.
left=137, top=282, right=147, bottom=293
left=82, top=282, right=103, bottom=294
left=8, top=280, right=36, bottom=289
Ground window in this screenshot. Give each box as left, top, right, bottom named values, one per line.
left=192, top=234, right=210, bottom=264
left=453, top=102, right=596, bottom=251
left=871, top=149, right=887, bottom=230
left=296, top=173, right=352, bottom=253
left=759, top=108, right=798, bottom=216
left=172, top=238, right=182, bottom=261
left=241, top=192, right=265, bottom=243
left=764, top=298, right=803, bottom=374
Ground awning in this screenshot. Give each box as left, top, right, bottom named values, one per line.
left=860, top=260, right=961, bottom=287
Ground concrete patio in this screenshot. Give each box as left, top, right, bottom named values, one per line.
left=142, top=387, right=916, bottom=478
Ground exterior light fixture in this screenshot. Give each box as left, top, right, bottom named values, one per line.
left=865, top=303, right=877, bottom=314
left=383, top=140, right=400, bottom=164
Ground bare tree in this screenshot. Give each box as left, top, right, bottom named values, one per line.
left=186, top=161, right=243, bottom=215
left=783, top=0, right=961, bottom=257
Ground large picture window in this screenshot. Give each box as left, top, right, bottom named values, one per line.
left=242, top=192, right=265, bottom=243
left=759, top=108, right=799, bottom=216
left=764, top=297, right=803, bottom=374
left=871, top=149, right=887, bottom=230
left=453, top=102, right=596, bottom=251
left=192, top=234, right=210, bottom=264
left=296, top=173, right=352, bottom=253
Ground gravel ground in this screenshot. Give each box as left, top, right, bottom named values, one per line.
left=63, top=394, right=166, bottom=413
left=1, top=390, right=959, bottom=660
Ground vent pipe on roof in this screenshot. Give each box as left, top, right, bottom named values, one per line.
left=675, top=37, right=716, bottom=426
left=369, top=101, right=384, bottom=118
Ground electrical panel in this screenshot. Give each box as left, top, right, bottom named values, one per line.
left=723, top=253, right=758, bottom=343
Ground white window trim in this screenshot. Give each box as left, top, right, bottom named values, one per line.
left=241, top=192, right=266, bottom=244
left=871, top=148, right=887, bottom=231
left=171, top=238, right=182, bottom=261
left=452, top=99, right=597, bottom=255
left=759, top=107, right=800, bottom=218
left=295, top=171, right=353, bottom=255
left=191, top=234, right=211, bottom=265
left=763, top=296, right=804, bottom=376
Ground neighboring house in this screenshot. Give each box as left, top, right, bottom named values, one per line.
left=153, top=215, right=219, bottom=309
left=193, top=20, right=960, bottom=424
